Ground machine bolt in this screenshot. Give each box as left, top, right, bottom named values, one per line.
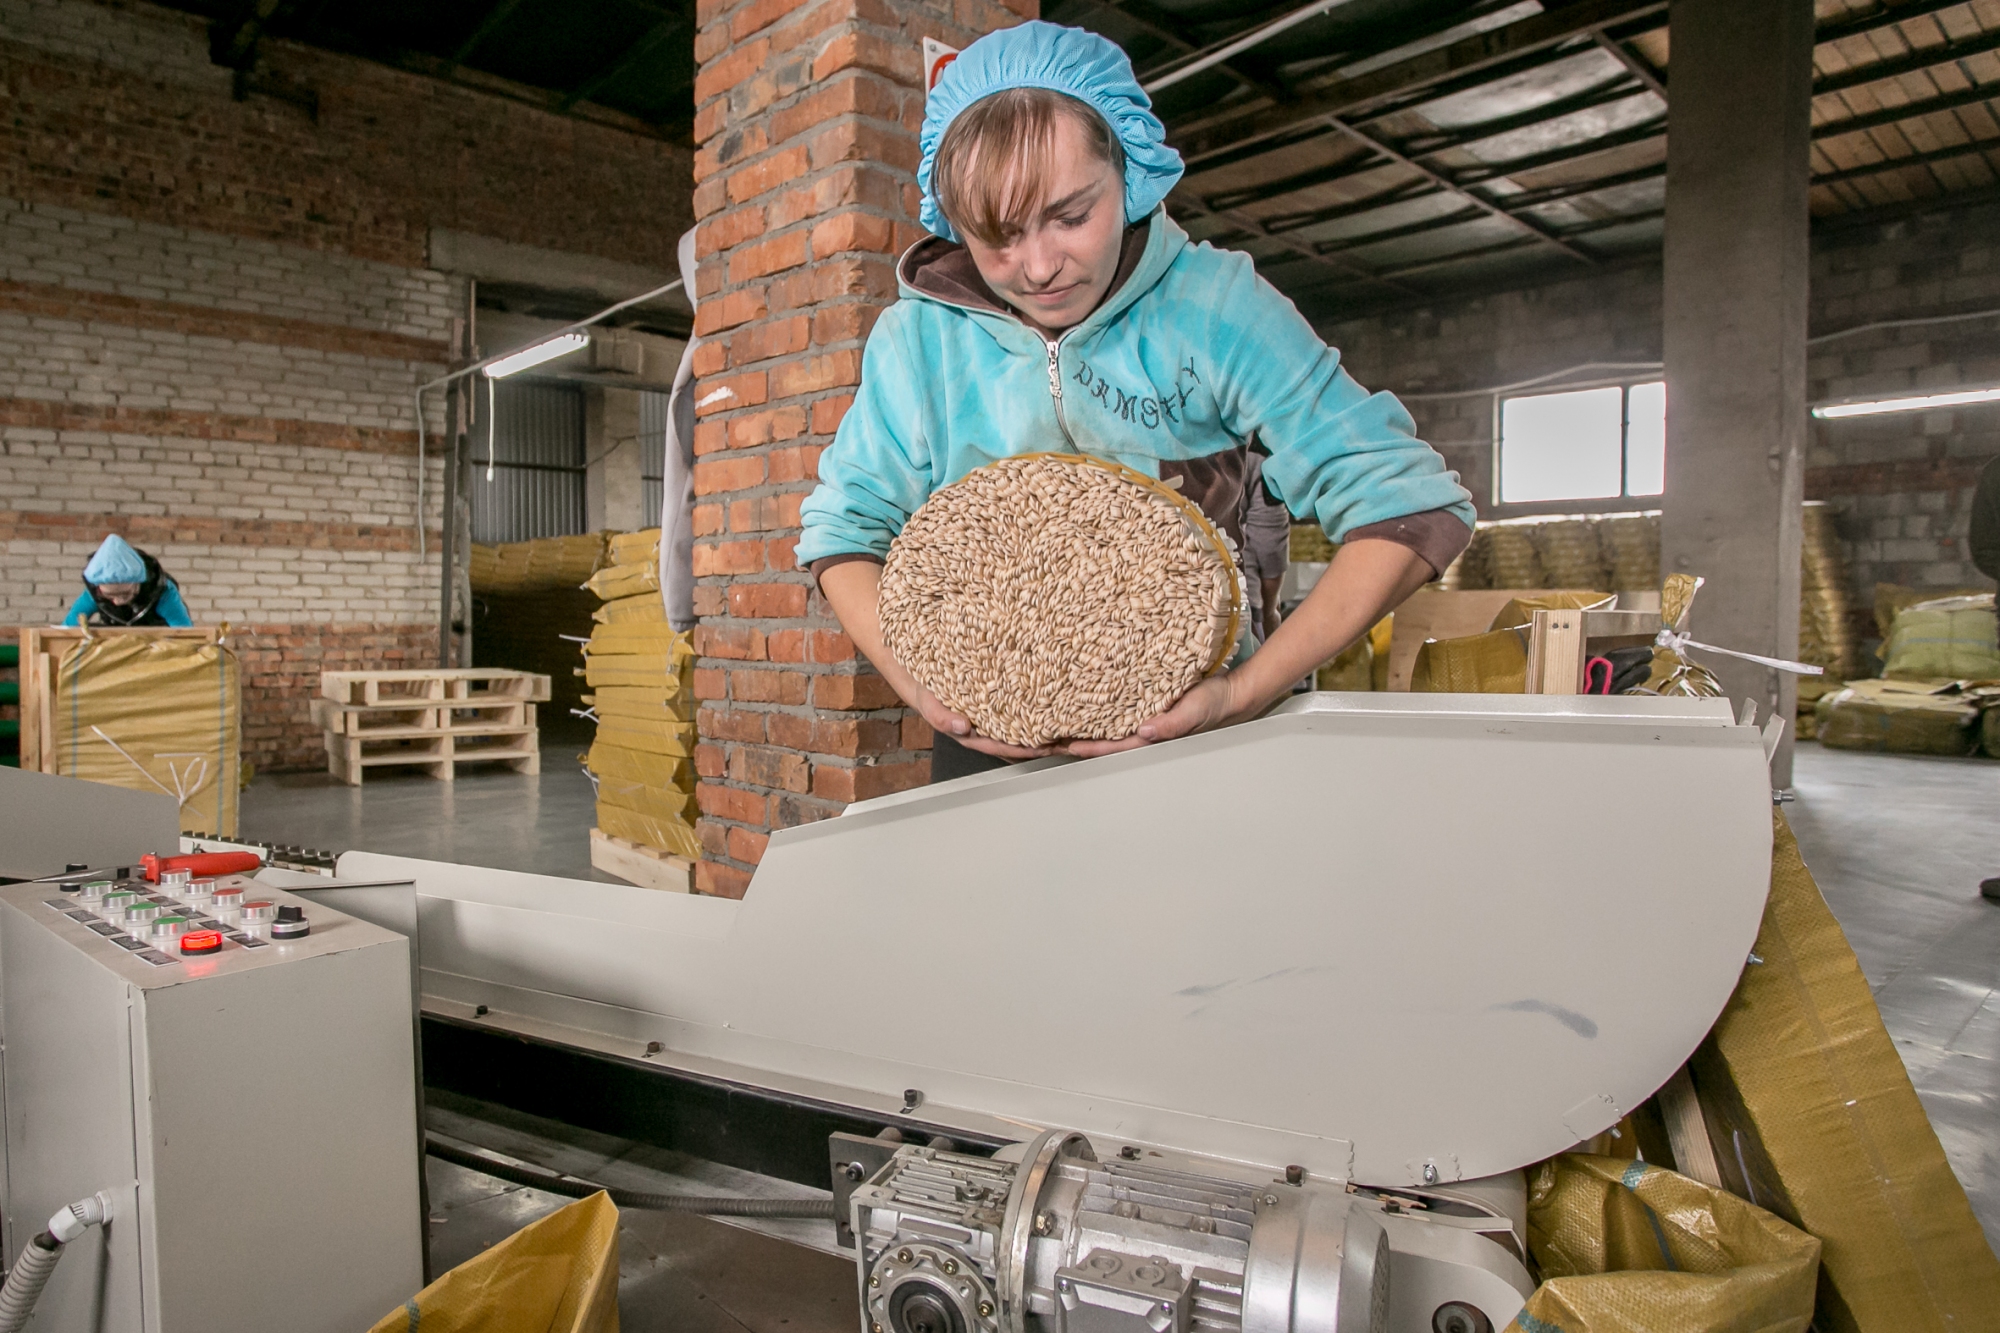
left=1118, top=1145, right=1140, bottom=1160
left=941, top=1258, right=958, bottom=1275
left=869, top=1276, right=880, bottom=1289
left=1160, top=1303, right=1174, bottom=1315
left=901, top=1088, right=924, bottom=1113
left=1422, top=1162, right=1440, bottom=1185
left=845, top=1162, right=866, bottom=1182
left=475, top=1004, right=490, bottom=1017
left=898, top=1249, right=914, bottom=1264
left=644, top=1041, right=663, bottom=1056
left=873, top=1323, right=884, bottom=1332
left=978, top=1301, right=994, bottom=1318
left=1033, top=1211, right=1056, bottom=1236
left=1262, top=1194, right=1278, bottom=1207
left=1284, top=1165, right=1304, bottom=1186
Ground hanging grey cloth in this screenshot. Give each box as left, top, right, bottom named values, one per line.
left=659, top=228, right=700, bottom=630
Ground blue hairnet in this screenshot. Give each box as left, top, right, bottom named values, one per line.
left=84, top=534, right=146, bottom=584
left=918, top=21, right=1185, bottom=242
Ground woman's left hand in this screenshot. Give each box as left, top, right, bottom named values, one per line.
left=1059, top=674, right=1244, bottom=758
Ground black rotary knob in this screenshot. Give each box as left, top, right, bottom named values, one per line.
left=271, top=904, right=311, bottom=940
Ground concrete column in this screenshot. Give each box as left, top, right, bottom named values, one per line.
left=585, top=386, right=647, bottom=532
left=1661, top=0, right=1816, bottom=786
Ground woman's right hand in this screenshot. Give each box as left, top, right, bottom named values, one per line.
left=818, top=560, right=1051, bottom=761
left=911, top=682, right=1052, bottom=760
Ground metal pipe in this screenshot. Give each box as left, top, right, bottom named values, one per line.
left=1143, top=0, right=1365, bottom=94
left=410, top=275, right=686, bottom=559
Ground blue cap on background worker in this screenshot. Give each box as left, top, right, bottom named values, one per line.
left=62, top=534, right=193, bottom=627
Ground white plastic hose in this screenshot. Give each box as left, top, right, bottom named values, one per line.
left=0, top=1194, right=110, bottom=1333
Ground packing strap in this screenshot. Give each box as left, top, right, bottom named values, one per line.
left=1656, top=629, right=1825, bottom=677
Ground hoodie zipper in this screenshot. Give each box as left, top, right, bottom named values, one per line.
left=1044, top=334, right=1080, bottom=452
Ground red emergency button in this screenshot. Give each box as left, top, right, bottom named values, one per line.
left=180, top=930, right=223, bottom=956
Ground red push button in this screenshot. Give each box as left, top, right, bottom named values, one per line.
left=180, top=930, right=223, bottom=956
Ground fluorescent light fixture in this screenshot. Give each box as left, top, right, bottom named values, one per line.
left=484, top=332, right=589, bottom=379
left=1811, top=385, right=2000, bottom=419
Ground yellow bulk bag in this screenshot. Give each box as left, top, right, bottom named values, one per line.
left=368, top=1191, right=618, bottom=1333
left=1684, top=813, right=2000, bottom=1332
left=587, top=741, right=692, bottom=792
left=593, top=593, right=668, bottom=624
left=54, top=633, right=241, bottom=836
left=1509, top=1155, right=1819, bottom=1333
left=1879, top=593, right=2000, bottom=680
left=1314, top=634, right=1372, bottom=691
left=1814, top=679, right=1980, bottom=756
left=585, top=560, right=660, bottom=602
left=1410, top=626, right=1530, bottom=693
left=596, top=801, right=700, bottom=859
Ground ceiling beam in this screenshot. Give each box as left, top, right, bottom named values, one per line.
left=1812, top=135, right=2000, bottom=187
left=1073, top=0, right=1288, bottom=103
left=1814, top=25, right=2000, bottom=97
left=554, top=13, right=686, bottom=113
left=1814, top=81, right=2000, bottom=142
left=1309, top=205, right=1489, bottom=256
left=1170, top=0, right=1668, bottom=164
left=444, top=0, right=537, bottom=78
left=1590, top=29, right=1666, bottom=99
left=1165, top=194, right=1421, bottom=296
left=1813, top=0, right=1973, bottom=47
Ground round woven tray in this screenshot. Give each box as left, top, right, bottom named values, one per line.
left=879, top=454, right=1243, bottom=748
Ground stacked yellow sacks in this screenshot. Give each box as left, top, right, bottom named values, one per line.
left=581, top=529, right=699, bottom=860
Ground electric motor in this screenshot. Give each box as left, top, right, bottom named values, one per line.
left=850, top=1130, right=1392, bottom=1333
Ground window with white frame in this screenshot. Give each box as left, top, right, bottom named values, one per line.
left=1497, top=381, right=1665, bottom=504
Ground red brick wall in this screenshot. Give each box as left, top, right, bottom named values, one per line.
left=234, top=622, right=442, bottom=772
left=0, top=0, right=694, bottom=269
left=688, top=0, right=1033, bottom=897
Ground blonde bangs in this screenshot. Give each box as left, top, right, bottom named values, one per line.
left=934, top=89, right=1124, bottom=247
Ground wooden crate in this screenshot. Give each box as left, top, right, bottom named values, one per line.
left=17, top=626, right=224, bottom=772
left=589, top=828, right=692, bottom=892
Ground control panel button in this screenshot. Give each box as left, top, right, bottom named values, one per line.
left=153, top=916, right=189, bottom=946
left=125, top=904, right=161, bottom=930
left=179, top=930, right=223, bottom=956
left=271, top=905, right=310, bottom=941
left=159, top=869, right=191, bottom=893
left=241, top=901, right=276, bottom=940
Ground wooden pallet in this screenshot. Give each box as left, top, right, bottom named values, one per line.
left=323, top=726, right=541, bottom=785
left=311, top=696, right=537, bottom=736
left=319, top=667, right=551, bottom=707
left=589, top=828, right=692, bottom=893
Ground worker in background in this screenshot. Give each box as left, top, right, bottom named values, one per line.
left=62, top=534, right=192, bottom=628
left=798, top=22, right=1471, bottom=782
left=1973, top=455, right=1999, bottom=902
left=1241, top=450, right=1291, bottom=640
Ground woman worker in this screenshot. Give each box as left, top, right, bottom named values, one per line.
left=796, top=22, right=1473, bottom=782
left=62, top=534, right=193, bottom=628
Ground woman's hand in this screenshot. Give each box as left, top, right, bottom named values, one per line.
left=819, top=559, right=1053, bottom=760
left=1059, top=674, right=1245, bottom=758
left=1062, top=538, right=1436, bottom=759
left=911, top=681, right=1053, bottom=760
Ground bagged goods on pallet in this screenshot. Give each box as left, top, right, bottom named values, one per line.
left=1799, top=502, right=1858, bottom=678
left=584, top=558, right=661, bottom=602
left=1814, top=679, right=1983, bottom=756
left=1287, top=522, right=1337, bottom=564
left=1530, top=518, right=1609, bottom=590
left=52, top=633, right=241, bottom=835
left=594, top=591, right=669, bottom=624
left=596, top=801, right=701, bottom=859
left=468, top=532, right=610, bottom=595
left=1600, top=512, right=1661, bottom=592
left=878, top=455, right=1241, bottom=748
left=585, top=739, right=692, bottom=791
left=1512, top=1155, right=1819, bottom=1333
left=607, top=528, right=662, bottom=566
left=1878, top=592, right=2000, bottom=681
left=586, top=683, right=692, bottom=723
left=1483, top=523, right=1545, bottom=589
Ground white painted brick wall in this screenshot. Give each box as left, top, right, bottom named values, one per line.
left=0, top=195, right=455, bottom=342
left=0, top=311, right=447, bottom=431
left=0, top=427, right=443, bottom=529
left=2, top=538, right=434, bottom=624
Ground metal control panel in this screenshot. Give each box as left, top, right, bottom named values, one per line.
left=0, top=867, right=424, bottom=1333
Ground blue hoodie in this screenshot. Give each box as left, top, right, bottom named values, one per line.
left=795, top=22, right=1473, bottom=570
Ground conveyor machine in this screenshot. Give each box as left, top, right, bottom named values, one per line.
left=343, top=693, right=1778, bottom=1333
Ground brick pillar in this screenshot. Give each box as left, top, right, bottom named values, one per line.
left=689, top=0, right=1034, bottom=896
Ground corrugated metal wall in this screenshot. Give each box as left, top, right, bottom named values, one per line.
left=641, top=389, right=668, bottom=527
left=471, top=380, right=586, bottom=543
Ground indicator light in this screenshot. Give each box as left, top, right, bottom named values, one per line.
left=179, top=930, right=223, bottom=956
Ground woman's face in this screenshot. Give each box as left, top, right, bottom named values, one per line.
left=960, top=115, right=1125, bottom=337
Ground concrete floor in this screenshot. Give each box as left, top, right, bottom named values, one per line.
left=241, top=738, right=2000, bottom=1324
